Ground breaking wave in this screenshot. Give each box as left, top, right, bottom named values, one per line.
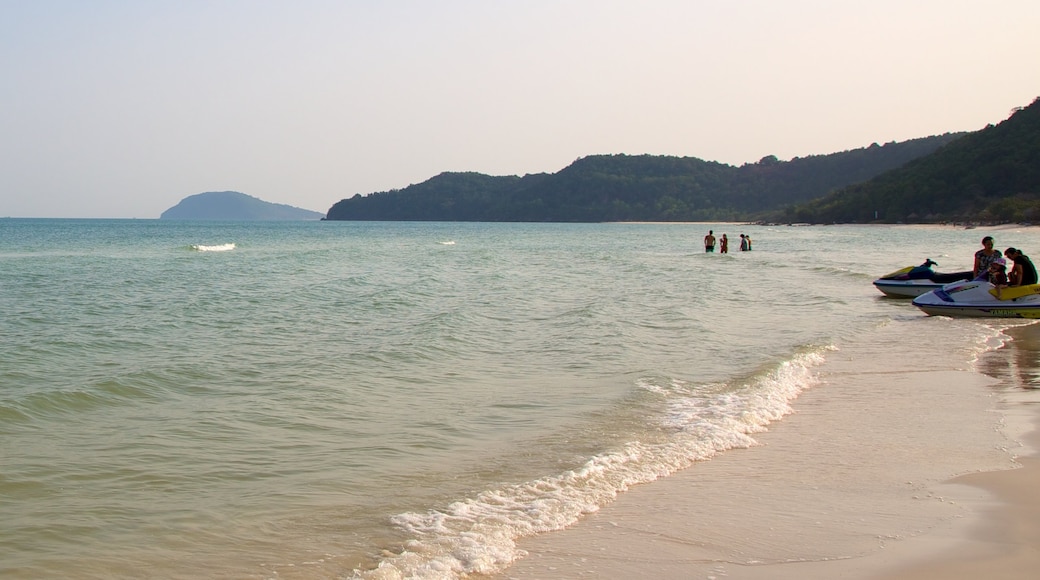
left=190, top=243, right=236, bottom=252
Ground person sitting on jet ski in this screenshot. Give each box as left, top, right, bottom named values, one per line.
left=1004, top=247, right=1038, bottom=286
left=974, top=256, right=1008, bottom=282
left=974, top=236, right=1001, bottom=278
left=989, top=259, right=1010, bottom=298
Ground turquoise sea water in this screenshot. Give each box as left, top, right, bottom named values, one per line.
left=1, top=219, right=1037, bottom=579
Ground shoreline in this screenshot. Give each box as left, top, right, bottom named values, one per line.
left=877, top=323, right=1040, bottom=579
left=494, top=321, right=1039, bottom=580
left=876, top=424, right=1040, bottom=579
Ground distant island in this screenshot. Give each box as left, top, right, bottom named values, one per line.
left=165, top=99, right=1038, bottom=225
left=160, top=191, right=324, bottom=220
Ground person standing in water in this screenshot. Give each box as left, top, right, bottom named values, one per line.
left=739, top=234, right=748, bottom=251
left=704, top=230, right=716, bottom=253
left=720, top=234, right=728, bottom=254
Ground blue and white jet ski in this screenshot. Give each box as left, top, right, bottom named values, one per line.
left=872, top=259, right=973, bottom=298
left=912, top=279, right=1040, bottom=318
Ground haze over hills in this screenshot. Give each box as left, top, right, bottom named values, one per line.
left=324, top=134, right=964, bottom=222
left=160, top=191, right=324, bottom=220
left=162, top=98, right=1038, bottom=225
left=782, top=97, right=1040, bottom=224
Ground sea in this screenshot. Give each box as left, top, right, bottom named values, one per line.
left=1, top=219, right=1037, bottom=579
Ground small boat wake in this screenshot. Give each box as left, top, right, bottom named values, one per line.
left=190, top=243, right=236, bottom=252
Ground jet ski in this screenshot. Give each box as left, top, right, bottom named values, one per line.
left=912, top=280, right=1040, bottom=318
left=872, top=259, right=973, bottom=298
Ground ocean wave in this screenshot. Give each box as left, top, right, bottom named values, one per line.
left=354, top=348, right=831, bottom=580
left=0, top=403, right=32, bottom=424
left=190, top=243, right=236, bottom=252
left=2, top=378, right=163, bottom=425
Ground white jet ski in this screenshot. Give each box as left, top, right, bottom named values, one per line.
left=872, top=259, right=973, bottom=298
left=912, top=279, right=1040, bottom=318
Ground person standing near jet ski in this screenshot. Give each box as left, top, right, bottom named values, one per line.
left=1004, top=247, right=1038, bottom=286
left=973, top=236, right=1001, bottom=278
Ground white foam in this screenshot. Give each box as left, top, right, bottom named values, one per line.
left=191, top=243, right=236, bottom=252
left=355, top=349, right=831, bottom=579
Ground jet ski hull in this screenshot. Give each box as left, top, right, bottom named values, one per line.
left=872, top=263, right=972, bottom=298
left=873, top=279, right=953, bottom=298
left=912, top=281, right=1040, bottom=318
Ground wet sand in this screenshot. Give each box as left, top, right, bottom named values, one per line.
left=877, top=436, right=1040, bottom=579
left=494, top=322, right=1040, bottom=580
left=880, top=324, right=1040, bottom=579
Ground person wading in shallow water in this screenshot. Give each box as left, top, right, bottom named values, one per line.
left=720, top=234, right=728, bottom=254
left=704, top=230, right=716, bottom=253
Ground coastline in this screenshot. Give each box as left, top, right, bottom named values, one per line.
left=493, top=321, right=1039, bottom=580
left=876, top=427, right=1040, bottom=579
left=877, top=323, right=1040, bottom=579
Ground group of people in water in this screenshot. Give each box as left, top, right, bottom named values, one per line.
left=973, top=235, right=1038, bottom=289
left=701, top=232, right=1038, bottom=289
left=703, top=230, right=751, bottom=253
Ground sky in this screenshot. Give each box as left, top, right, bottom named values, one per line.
left=1, top=1, right=1038, bottom=218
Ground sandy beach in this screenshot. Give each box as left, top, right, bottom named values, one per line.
left=879, top=443, right=1040, bottom=579
left=882, top=324, right=1040, bottom=580
left=494, top=322, right=1040, bottom=580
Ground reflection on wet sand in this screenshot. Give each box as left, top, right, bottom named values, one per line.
left=978, top=323, right=1040, bottom=390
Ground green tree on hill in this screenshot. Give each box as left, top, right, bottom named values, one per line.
left=326, top=135, right=963, bottom=222
left=782, top=97, right=1040, bottom=224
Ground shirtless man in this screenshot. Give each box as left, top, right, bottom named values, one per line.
left=704, top=230, right=716, bottom=253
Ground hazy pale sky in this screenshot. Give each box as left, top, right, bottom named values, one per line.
left=2, top=0, right=1038, bottom=218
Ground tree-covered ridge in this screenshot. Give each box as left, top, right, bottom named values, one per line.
left=325, top=134, right=964, bottom=222
left=781, top=97, right=1040, bottom=224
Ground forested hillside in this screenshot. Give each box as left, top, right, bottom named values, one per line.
left=325, top=135, right=963, bottom=222
left=781, top=97, right=1040, bottom=224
